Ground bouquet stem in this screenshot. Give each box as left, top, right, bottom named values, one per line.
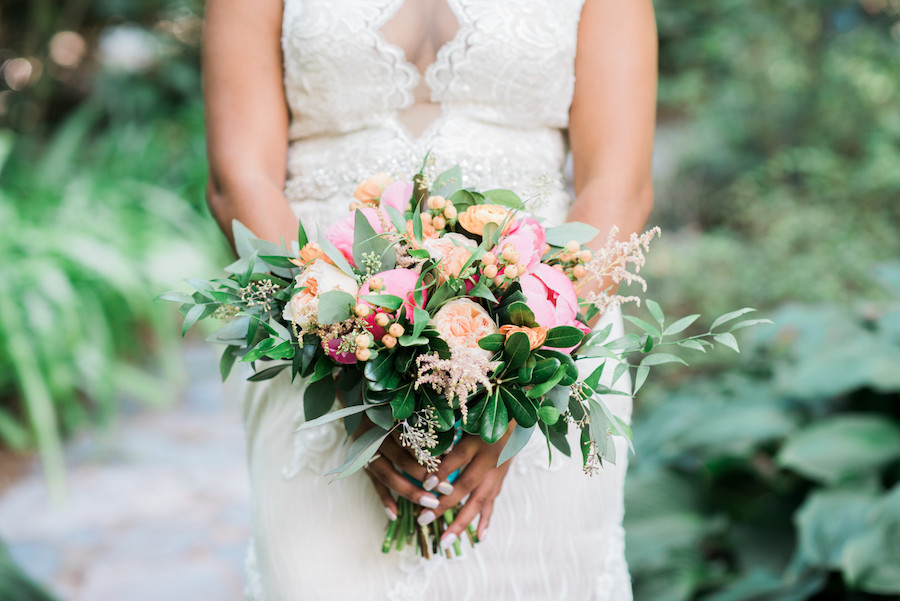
left=382, top=497, right=479, bottom=558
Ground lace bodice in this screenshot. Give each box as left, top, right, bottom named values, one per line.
left=281, top=0, right=586, bottom=235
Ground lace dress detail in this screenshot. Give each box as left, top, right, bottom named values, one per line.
left=242, top=1, right=634, bottom=599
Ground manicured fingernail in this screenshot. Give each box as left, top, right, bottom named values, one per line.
left=436, top=481, right=454, bottom=495
left=384, top=507, right=397, bottom=521
left=423, top=475, right=439, bottom=491
left=478, top=528, right=487, bottom=542
left=418, top=494, right=439, bottom=509
left=418, top=510, right=436, bottom=526
left=440, top=533, right=457, bottom=550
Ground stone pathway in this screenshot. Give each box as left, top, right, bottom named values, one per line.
left=0, top=345, right=251, bottom=601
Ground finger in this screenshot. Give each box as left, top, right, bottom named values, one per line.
left=477, top=497, right=494, bottom=540
left=439, top=477, right=493, bottom=550
left=367, top=457, right=439, bottom=510
left=378, top=437, right=429, bottom=483
left=429, top=436, right=480, bottom=495
left=364, top=469, right=399, bottom=521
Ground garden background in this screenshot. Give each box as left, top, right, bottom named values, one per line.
left=1, top=0, right=899, bottom=599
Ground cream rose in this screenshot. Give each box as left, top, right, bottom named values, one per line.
left=433, top=299, right=499, bottom=360
left=423, top=233, right=477, bottom=281
left=283, top=259, right=359, bottom=328
left=457, top=204, right=515, bottom=236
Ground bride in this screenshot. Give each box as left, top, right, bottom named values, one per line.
left=202, top=0, right=656, bottom=599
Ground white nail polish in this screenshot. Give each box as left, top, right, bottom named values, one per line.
left=436, top=481, right=454, bottom=495
left=440, top=533, right=457, bottom=550
left=384, top=507, right=397, bottom=521
left=478, top=529, right=487, bottom=542
left=419, top=494, right=439, bottom=509
left=418, top=510, right=436, bottom=526
left=423, top=475, right=439, bottom=491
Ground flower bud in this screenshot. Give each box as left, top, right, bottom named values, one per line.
left=355, top=334, right=371, bottom=348
left=504, top=265, right=519, bottom=279
left=481, top=252, right=496, bottom=265
left=573, top=265, right=587, bottom=279
left=374, top=312, right=390, bottom=327
left=443, top=205, right=457, bottom=220
left=421, top=212, right=433, bottom=225
left=566, top=240, right=580, bottom=253
left=578, top=250, right=594, bottom=262
left=388, top=323, right=405, bottom=338
left=369, top=277, right=384, bottom=291
left=432, top=216, right=446, bottom=230
left=483, top=264, right=498, bottom=279
left=427, top=195, right=446, bottom=210
left=356, top=348, right=371, bottom=361
left=493, top=275, right=506, bottom=287
left=381, top=334, right=397, bottom=349
left=553, top=264, right=564, bottom=272
left=354, top=303, right=371, bottom=317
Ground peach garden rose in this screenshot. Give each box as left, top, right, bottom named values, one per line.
left=457, top=204, right=515, bottom=236
left=432, top=298, right=499, bottom=360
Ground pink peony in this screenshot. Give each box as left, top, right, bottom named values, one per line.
left=359, top=269, right=427, bottom=322
left=495, top=217, right=546, bottom=275
left=379, top=181, right=414, bottom=214
left=518, top=263, right=586, bottom=332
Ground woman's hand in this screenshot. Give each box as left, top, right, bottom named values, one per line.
left=418, top=426, right=516, bottom=547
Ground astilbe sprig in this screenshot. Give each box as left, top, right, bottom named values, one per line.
left=414, top=348, right=501, bottom=423
left=581, top=226, right=662, bottom=314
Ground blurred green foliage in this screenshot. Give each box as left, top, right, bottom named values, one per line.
left=0, top=0, right=224, bottom=492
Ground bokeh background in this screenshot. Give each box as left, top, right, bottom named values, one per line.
left=1, top=1, right=899, bottom=600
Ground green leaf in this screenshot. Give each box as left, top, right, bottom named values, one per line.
left=543, top=325, right=585, bottom=349
left=206, top=315, right=252, bottom=345
left=544, top=222, right=599, bottom=247
left=483, top=188, right=524, bottom=209
left=432, top=165, right=463, bottom=198
left=663, top=314, right=701, bottom=337
left=507, top=302, right=537, bottom=327
left=479, top=222, right=499, bottom=250
left=304, top=374, right=336, bottom=421
left=352, top=209, right=396, bottom=271
left=219, top=346, right=239, bottom=381
left=777, top=415, right=900, bottom=485
left=384, top=205, right=408, bottom=233
left=317, top=290, right=357, bottom=324
left=729, top=318, right=773, bottom=332
left=640, top=353, right=689, bottom=367
left=359, top=293, right=404, bottom=311
left=248, top=364, right=290, bottom=382
left=480, top=390, right=509, bottom=444
left=390, top=386, right=415, bottom=421
left=503, top=331, right=532, bottom=371
left=157, top=290, right=194, bottom=304
left=531, top=358, right=561, bottom=384
left=713, top=332, right=740, bottom=353
left=328, top=426, right=392, bottom=480
left=411, top=307, right=430, bottom=339
left=711, top=307, right=756, bottom=331
left=527, top=365, right=567, bottom=399
left=366, top=403, right=395, bottom=430
left=499, top=387, right=538, bottom=428
left=796, top=487, right=877, bottom=569
left=478, top=334, right=505, bottom=352
left=468, top=281, right=498, bottom=304
left=538, top=405, right=560, bottom=425
left=645, top=299, right=665, bottom=327
left=624, top=315, right=662, bottom=339
left=677, top=339, right=707, bottom=353
left=317, top=231, right=356, bottom=278
left=181, top=304, right=206, bottom=336
left=297, top=219, right=309, bottom=248
left=259, top=254, right=297, bottom=269
left=633, top=365, right=650, bottom=393
left=498, top=424, right=535, bottom=466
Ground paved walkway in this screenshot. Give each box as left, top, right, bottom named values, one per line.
left=0, top=346, right=252, bottom=601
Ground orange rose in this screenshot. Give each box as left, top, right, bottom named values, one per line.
left=405, top=218, right=439, bottom=249
left=433, top=299, right=499, bottom=359
left=423, top=233, right=477, bottom=281
left=457, top=204, right=515, bottom=236
left=353, top=172, right=394, bottom=205
left=498, top=324, right=549, bottom=350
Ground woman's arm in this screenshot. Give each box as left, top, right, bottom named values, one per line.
left=568, top=0, right=657, bottom=252
left=430, top=0, right=659, bottom=547
left=203, top=0, right=298, bottom=247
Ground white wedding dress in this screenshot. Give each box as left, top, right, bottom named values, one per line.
left=241, top=1, right=634, bottom=599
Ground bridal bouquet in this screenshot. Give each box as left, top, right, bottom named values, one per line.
left=162, top=165, right=766, bottom=558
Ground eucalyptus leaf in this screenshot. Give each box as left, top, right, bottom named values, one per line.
left=498, top=424, right=535, bottom=466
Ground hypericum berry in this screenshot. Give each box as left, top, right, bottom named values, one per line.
left=504, top=265, right=519, bottom=279
left=421, top=212, right=433, bottom=225
left=483, top=264, right=498, bottom=279
left=493, top=275, right=506, bottom=287
left=443, top=205, right=457, bottom=220
left=560, top=252, right=573, bottom=262
left=374, top=312, right=390, bottom=327
left=354, top=304, right=371, bottom=317
left=573, top=265, right=587, bottom=279
left=578, top=250, right=594, bottom=262
left=501, top=245, right=518, bottom=263
left=381, top=334, right=397, bottom=349
left=514, top=263, right=527, bottom=276
left=481, top=252, right=497, bottom=265
left=356, top=348, right=371, bottom=361
left=566, top=240, right=580, bottom=253
left=432, top=216, right=446, bottom=230
left=427, top=195, right=446, bottom=210
left=369, top=277, right=384, bottom=291
left=388, top=323, right=405, bottom=338
left=355, top=334, right=371, bottom=349
left=553, top=264, right=564, bottom=272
